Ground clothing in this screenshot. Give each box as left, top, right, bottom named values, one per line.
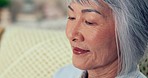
left=53, top=64, right=147, bottom=78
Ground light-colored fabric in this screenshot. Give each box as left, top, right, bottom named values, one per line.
left=53, top=65, right=83, bottom=78
left=0, top=27, right=72, bottom=78
left=53, top=65, right=147, bottom=78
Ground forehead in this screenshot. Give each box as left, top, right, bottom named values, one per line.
left=70, top=0, right=100, bottom=10
left=69, top=0, right=112, bottom=17
left=71, top=0, right=110, bottom=9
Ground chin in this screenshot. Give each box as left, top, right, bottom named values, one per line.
left=72, top=59, right=108, bottom=71
left=72, top=60, right=93, bottom=70
left=73, top=63, right=88, bottom=70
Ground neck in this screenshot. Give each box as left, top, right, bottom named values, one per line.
left=87, top=58, right=120, bottom=78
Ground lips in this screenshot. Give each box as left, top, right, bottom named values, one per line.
left=73, top=47, right=90, bottom=55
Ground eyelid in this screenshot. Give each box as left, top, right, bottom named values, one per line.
left=68, top=17, right=76, bottom=20
left=85, top=20, right=97, bottom=26
left=67, top=11, right=75, bottom=20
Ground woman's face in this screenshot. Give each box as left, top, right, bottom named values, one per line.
left=66, top=1, right=118, bottom=70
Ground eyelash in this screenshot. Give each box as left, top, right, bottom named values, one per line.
left=68, top=17, right=76, bottom=20
left=85, top=20, right=96, bottom=26
left=68, top=17, right=97, bottom=26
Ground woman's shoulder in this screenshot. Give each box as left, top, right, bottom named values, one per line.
left=53, top=64, right=84, bottom=78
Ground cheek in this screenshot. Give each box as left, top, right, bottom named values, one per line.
left=66, top=23, right=69, bottom=37
left=85, top=26, right=116, bottom=56
left=85, top=27, right=115, bottom=47
left=66, top=21, right=73, bottom=39
left=84, top=35, right=116, bottom=67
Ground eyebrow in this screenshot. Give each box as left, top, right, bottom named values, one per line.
left=68, top=5, right=102, bottom=15
left=68, top=5, right=74, bottom=11
left=81, top=9, right=101, bottom=15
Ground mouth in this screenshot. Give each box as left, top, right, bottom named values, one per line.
left=73, top=47, right=90, bottom=55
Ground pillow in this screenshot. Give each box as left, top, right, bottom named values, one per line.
left=0, top=27, right=72, bottom=78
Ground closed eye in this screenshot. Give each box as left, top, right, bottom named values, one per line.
left=68, top=17, right=76, bottom=20
left=85, top=20, right=97, bottom=26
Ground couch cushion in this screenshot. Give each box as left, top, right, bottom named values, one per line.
left=0, top=27, right=72, bottom=78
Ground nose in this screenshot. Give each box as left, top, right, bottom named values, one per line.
left=66, top=21, right=84, bottom=42
left=71, top=32, right=84, bottom=42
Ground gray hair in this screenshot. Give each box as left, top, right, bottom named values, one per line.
left=69, top=0, right=148, bottom=77
left=106, top=0, right=148, bottom=76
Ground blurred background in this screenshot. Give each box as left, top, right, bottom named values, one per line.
left=0, top=1, right=72, bottom=78
left=0, top=0, right=148, bottom=78
left=0, top=0, right=68, bottom=29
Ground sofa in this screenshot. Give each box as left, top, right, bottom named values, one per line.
left=0, top=27, right=148, bottom=78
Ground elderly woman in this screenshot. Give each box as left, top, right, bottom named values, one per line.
left=54, top=0, right=148, bottom=78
